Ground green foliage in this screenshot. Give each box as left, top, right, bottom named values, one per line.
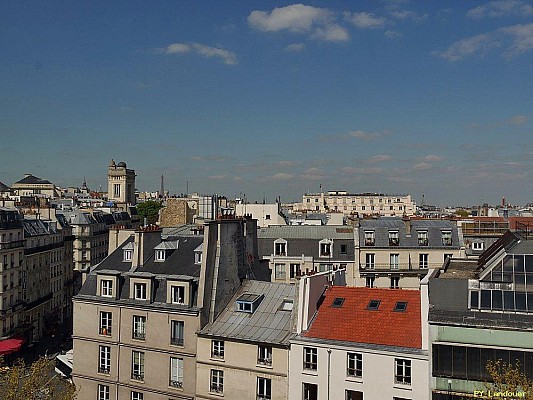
left=482, top=359, right=532, bottom=398
left=136, top=200, right=162, bottom=224
left=454, top=209, right=469, bottom=217
left=0, top=356, right=77, bottom=400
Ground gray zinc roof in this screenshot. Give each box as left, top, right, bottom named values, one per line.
left=199, top=280, right=296, bottom=346
left=258, top=225, right=354, bottom=240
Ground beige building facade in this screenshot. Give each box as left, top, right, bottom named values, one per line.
left=108, top=160, right=136, bottom=205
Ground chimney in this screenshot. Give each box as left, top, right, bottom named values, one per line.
left=403, top=215, right=411, bottom=236
left=131, top=225, right=162, bottom=270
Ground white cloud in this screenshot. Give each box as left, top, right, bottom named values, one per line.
left=311, top=24, right=350, bottom=42
left=248, top=4, right=349, bottom=42
left=347, top=130, right=390, bottom=140
left=345, top=11, right=387, bottom=29
left=422, top=155, right=444, bottom=162
left=387, top=9, right=428, bottom=22
left=508, top=114, right=529, bottom=125
left=467, top=0, right=533, bottom=19
left=367, top=154, right=392, bottom=162
left=436, top=33, right=498, bottom=61
left=208, top=174, right=227, bottom=180
left=384, top=30, right=402, bottom=39
left=437, top=23, right=533, bottom=61
left=271, top=173, right=294, bottom=180
left=340, top=166, right=383, bottom=174
left=412, top=162, right=432, bottom=170
left=499, top=23, right=533, bottom=57
left=284, top=43, right=306, bottom=52
left=301, top=168, right=325, bottom=180
left=160, top=42, right=238, bottom=65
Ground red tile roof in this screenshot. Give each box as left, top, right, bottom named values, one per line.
left=304, top=287, right=422, bottom=349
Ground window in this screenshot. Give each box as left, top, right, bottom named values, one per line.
left=365, top=253, right=375, bottom=269
left=100, top=279, right=113, bottom=297
left=290, top=263, right=301, bottom=279
left=113, top=184, right=121, bottom=198
left=390, top=254, right=399, bottom=270
left=134, top=282, right=147, bottom=300
left=419, top=253, right=429, bottom=269
left=131, top=392, right=143, bottom=400
left=442, top=231, right=452, bottom=246
left=257, top=377, right=271, bottom=400
left=319, top=240, right=332, bottom=257
left=171, top=285, right=185, bottom=304
left=303, top=347, right=317, bottom=370
left=274, top=264, right=286, bottom=280
left=212, top=340, right=224, bottom=359
left=472, top=241, right=484, bottom=251
left=265, top=214, right=271, bottom=220
left=418, top=231, right=428, bottom=246
left=195, top=251, right=202, bottom=264
left=210, top=370, right=224, bottom=394
left=99, top=311, right=112, bottom=336
left=394, top=301, right=408, bottom=312
left=155, top=249, right=165, bottom=261
left=318, top=264, right=332, bottom=272
left=280, top=299, right=293, bottom=311
left=274, top=241, right=286, bottom=256
left=364, top=231, right=375, bottom=246
left=389, top=231, right=399, bottom=246
left=123, top=249, right=132, bottom=262
left=133, top=315, right=146, bottom=340
left=131, top=351, right=144, bottom=380
left=365, top=276, right=375, bottom=288
left=395, top=359, right=411, bottom=385
left=346, top=390, right=363, bottom=400
left=258, top=345, right=272, bottom=366
left=340, top=244, right=347, bottom=254
left=303, top=383, right=318, bottom=400
left=347, top=353, right=362, bottom=378
left=332, top=297, right=345, bottom=307
left=367, top=299, right=381, bottom=310
left=98, top=384, right=110, bottom=400
left=171, top=320, right=184, bottom=346
left=169, top=357, right=183, bottom=388
left=390, top=276, right=400, bottom=289
left=98, top=346, right=111, bottom=374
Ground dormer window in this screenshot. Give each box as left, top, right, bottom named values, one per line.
left=274, top=239, right=287, bottom=256
left=134, top=282, right=147, bottom=300
left=442, top=231, right=452, bottom=246
left=319, top=239, right=333, bottom=257
left=195, top=252, right=202, bottom=264
left=100, top=279, right=113, bottom=297
left=418, top=231, right=428, bottom=246
left=123, top=249, right=132, bottom=262
left=171, top=285, right=186, bottom=305
left=236, top=293, right=263, bottom=313
left=389, top=231, right=399, bottom=246
left=155, top=249, right=166, bottom=262
left=364, top=231, right=375, bottom=246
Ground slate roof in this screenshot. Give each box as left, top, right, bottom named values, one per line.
left=57, top=210, right=99, bottom=225
left=258, top=237, right=354, bottom=260
left=304, top=286, right=422, bottom=349
left=359, top=218, right=460, bottom=248
left=0, top=182, right=11, bottom=192
left=198, top=280, right=296, bottom=346
left=257, top=225, right=354, bottom=240
left=14, top=175, right=52, bottom=185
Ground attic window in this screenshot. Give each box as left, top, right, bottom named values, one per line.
left=236, top=293, right=263, bottom=314
left=367, top=299, right=381, bottom=310
left=280, top=299, right=293, bottom=311
left=123, top=249, right=132, bottom=262
left=331, top=297, right=345, bottom=307
left=155, top=249, right=165, bottom=262
left=394, top=301, right=408, bottom=312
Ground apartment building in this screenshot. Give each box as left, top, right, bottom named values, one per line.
left=196, top=280, right=296, bottom=400
left=297, top=191, right=416, bottom=217
left=0, top=208, right=25, bottom=340
left=257, top=225, right=356, bottom=285
left=357, top=218, right=464, bottom=289
left=12, top=174, right=59, bottom=198
left=72, top=218, right=262, bottom=400
left=289, top=286, right=429, bottom=400
left=234, top=202, right=287, bottom=227
left=428, top=231, right=533, bottom=399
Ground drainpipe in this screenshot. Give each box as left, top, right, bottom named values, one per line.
left=327, top=348, right=332, bottom=400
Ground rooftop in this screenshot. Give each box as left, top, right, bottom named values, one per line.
left=257, top=225, right=354, bottom=240
left=13, top=174, right=52, bottom=185
left=304, top=286, right=422, bottom=349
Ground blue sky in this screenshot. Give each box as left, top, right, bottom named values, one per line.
left=1, top=0, right=532, bottom=206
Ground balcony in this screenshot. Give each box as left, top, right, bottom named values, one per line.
left=258, top=357, right=272, bottom=366
left=171, top=337, right=184, bottom=346
left=169, top=380, right=183, bottom=388
left=442, top=238, right=453, bottom=246
left=99, top=327, right=112, bottom=336
left=132, top=331, right=145, bottom=340
left=131, top=372, right=144, bottom=381
left=210, top=385, right=223, bottom=394
left=364, top=239, right=375, bottom=246
left=418, top=238, right=429, bottom=246
left=0, top=240, right=25, bottom=250
left=389, top=238, right=399, bottom=246
left=360, top=263, right=442, bottom=272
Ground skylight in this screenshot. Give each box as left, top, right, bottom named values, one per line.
left=367, top=299, right=381, bottom=310
left=393, top=301, right=408, bottom=312
left=331, top=297, right=345, bottom=307
left=236, top=293, right=263, bottom=314
left=280, top=299, right=293, bottom=311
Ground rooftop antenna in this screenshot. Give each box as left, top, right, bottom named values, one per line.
left=186, top=181, right=189, bottom=196
left=160, top=174, right=164, bottom=198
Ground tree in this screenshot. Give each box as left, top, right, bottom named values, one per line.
left=454, top=209, right=469, bottom=217
left=482, top=359, right=532, bottom=399
left=0, top=356, right=77, bottom=399
left=136, top=200, right=163, bottom=224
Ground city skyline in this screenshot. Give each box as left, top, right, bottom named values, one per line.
left=1, top=1, right=532, bottom=205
